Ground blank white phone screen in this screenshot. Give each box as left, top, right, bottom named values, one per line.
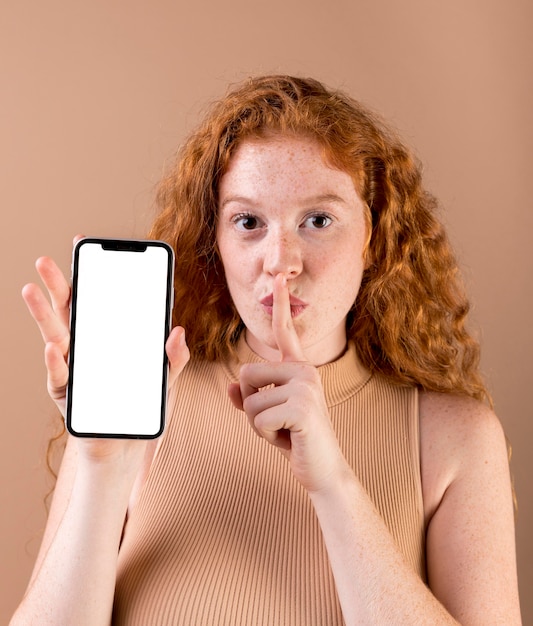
left=68, top=242, right=171, bottom=437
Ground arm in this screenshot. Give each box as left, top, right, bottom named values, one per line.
left=10, top=437, right=147, bottom=626
left=308, top=467, right=457, bottom=625
left=307, top=393, right=521, bottom=625
left=11, top=254, right=189, bottom=626
left=233, top=363, right=461, bottom=624
left=231, top=274, right=521, bottom=625
left=420, top=392, right=521, bottom=624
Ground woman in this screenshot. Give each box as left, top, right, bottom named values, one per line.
left=12, top=75, right=521, bottom=625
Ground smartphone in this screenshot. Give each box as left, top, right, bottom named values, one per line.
left=66, top=238, right=174, bottom=438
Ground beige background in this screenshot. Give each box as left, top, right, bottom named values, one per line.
left=1, top=0, right=531, bottom=622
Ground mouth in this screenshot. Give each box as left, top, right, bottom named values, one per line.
left=260, top=294, right=308, bottom=318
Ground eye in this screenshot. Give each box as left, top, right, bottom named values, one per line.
left=233, top=213, right=262, bottom=231
left=303, top=213, right=333, bottom=229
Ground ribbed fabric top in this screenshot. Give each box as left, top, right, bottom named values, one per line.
left=113, top=339, right=425, bottom=625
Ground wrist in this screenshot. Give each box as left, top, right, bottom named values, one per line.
left=75, top=438, right=147, bottom=486
left=307, top=458, right=358, bottom=500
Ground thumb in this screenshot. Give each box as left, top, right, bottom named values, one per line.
left=227, top=382, right=244, bottom=411
left=165, top=326, right=190, bottom=388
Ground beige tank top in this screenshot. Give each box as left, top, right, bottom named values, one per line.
left=113, top=339, right=425, bottom=625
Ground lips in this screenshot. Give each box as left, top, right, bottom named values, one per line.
left=260, top=293, right=307, bottom=318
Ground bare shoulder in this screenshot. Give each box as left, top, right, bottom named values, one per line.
left=419, top=391, right=509, bottom=523
left=419, top=390, right=504, bottom=438
left=418, top=392, right=521, bottom=623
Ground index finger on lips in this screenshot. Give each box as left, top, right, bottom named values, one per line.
left=272, top=273, right=306, bottom=363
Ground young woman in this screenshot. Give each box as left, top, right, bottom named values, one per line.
left=13, top=75, right=521, bottom=625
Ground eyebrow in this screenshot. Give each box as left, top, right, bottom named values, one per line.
left=219, top=195, right=258, bottom=209
left=219, top=193, right=349, bottom=209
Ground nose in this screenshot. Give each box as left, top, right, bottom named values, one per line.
left=262, top=229, right=303, bottom=278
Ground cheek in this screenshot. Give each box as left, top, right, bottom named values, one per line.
left=320, top=247, right=365, bottom=308
left=218, top=248, right=256, bottom=307
left=217, top=237, right=241, bottom=284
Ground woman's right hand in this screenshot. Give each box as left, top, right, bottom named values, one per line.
left=12, top=243, right=190, bottom=625
left=21, top=244, right=190, bottom=462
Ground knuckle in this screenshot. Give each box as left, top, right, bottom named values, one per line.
left=253, top=410, right=270, bottom=433
left=242, top=394, right=257, bottom=417
left=239, top=362, right=256, bottom=379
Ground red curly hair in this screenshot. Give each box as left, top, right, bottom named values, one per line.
left=149, top=75, right=488, bottom=402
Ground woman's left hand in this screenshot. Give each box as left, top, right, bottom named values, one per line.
left=228, top=274, right=351, bottom=493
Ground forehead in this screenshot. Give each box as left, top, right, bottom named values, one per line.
left=228, top=133, right=325, bottom=167
left=219, top=135, right=356, bottom=198
left=216, top=137, right=370, bottom=227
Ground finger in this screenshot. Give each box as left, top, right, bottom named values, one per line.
left=241, top=382, right=290, bottom=419
left=249, top=404, right=292, bottom=451
left=44, top=341, right=69, bottom=407
left=237, top=384, right=291, bottom=448
left=237, top=361, right=307, bottom=407
left=35, top=257, right=72, bottom=327
left=165, top=326, right=190, bottom=388
left=227, top=376, right=263, bottom=440
left=227, top=382, right=244, bottom=411
left=272, top=273, right=306, bottom=362
left=21, top=282, right=70, bottom=354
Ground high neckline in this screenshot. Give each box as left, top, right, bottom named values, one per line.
left=222, top=336, right=372, bottom=407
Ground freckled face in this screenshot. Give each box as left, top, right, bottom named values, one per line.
left=216, top=135, right=368, bottom=366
